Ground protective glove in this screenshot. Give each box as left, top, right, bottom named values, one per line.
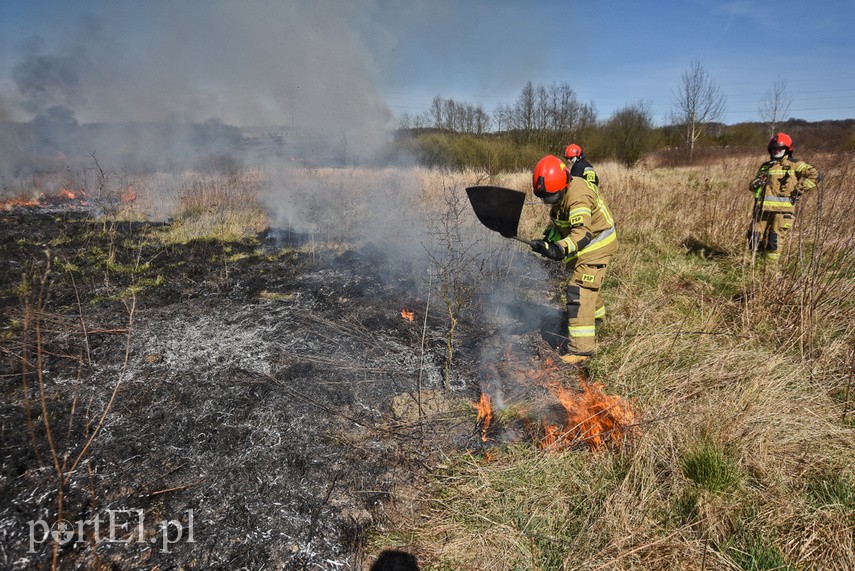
left=750, top=175, right=768, bottom=191
left=530, top=240, right=565, bottom=261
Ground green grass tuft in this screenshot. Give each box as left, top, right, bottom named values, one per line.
left=806, top=472, right=855, bottom=511
left=681, top=440, right=742, bottom=493
left=725, top=533, right=793, bottom=571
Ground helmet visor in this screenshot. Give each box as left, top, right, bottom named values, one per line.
left=534, top=179, right=562, bottom=204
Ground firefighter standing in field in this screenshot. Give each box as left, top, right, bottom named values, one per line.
left=530, top=155, right=617, bottom=365
left=748, top=133, right=820, bottom=263
left=564, top=143, right=599, bottom=187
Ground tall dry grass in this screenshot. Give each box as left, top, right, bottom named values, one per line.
left=375, top=153, right=855, bottom=570
left=91, top=167, right=268, bottom=243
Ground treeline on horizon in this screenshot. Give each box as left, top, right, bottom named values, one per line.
left=2, top=77, right=853, bottom=176
left=390, top=80, right=855, bottom=172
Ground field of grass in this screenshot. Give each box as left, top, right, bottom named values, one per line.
left=361, top=154, right=855, bottom=570
left=11, top=151, right=851, bottom=570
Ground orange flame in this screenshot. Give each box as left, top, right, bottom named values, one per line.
left=0, top=188, right=89, bottom=210
left=400, top=308, right=415, bottom=321
left=58, top=187, right=78, bottom=200
left=473, top=393, right=493, bottom=442
left=540, top=379, right=636, bottom=451
left=476, top=343, right=636, bottom=452
left=122, top=186, right=137, bottom=203
left=0, top=196, right=42, bottom=210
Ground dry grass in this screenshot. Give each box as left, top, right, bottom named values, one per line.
left=370, top=153, right=855, bottom=571
left=117, top=168, right=269, bottom=244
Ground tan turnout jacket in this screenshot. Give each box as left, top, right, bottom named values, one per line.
left=753, top=155, right=819, bottom=213
left=547, top=176, right=617, bottom=267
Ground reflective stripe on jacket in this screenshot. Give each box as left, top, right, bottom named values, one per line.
left=753, top=156, right=819, bottom=213
left=547, top=176, right=617, bottom=266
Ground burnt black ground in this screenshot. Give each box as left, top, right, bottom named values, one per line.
left=0, top=209, right=567, bottom=570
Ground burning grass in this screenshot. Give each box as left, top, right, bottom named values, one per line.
left=473, top=393, right=492, bottom=442
left=473, top=349, right=637, bottom=452
left=0, top=187, right=90, bottom=211
left=539, top=378, right=637, bottom=452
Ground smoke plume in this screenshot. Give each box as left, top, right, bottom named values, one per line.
left=0, top=1, right=400, bottom=173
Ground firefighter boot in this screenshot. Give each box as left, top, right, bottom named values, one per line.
left=560, top=354, right=590, bottom=365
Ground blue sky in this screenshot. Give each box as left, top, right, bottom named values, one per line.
left=1, top=0, right=853, bottom=128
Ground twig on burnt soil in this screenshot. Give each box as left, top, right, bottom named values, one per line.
left=278, top=352, right=401, bottom=376
left=278, top=310, right=436, bottom=385
left=269, top=373, right=378, bottom=431
left=1, top=310, right=127, bottom=364
left=17, top=249, right=139, bottom=570
left=68, top=270, right=92, bottom=366
left=139, top=463, right=187, bottom=491
left=305, top=472, right=340, bottom=547
left=268, top=366, right=462, bottom=476
left=418, top=270, right=433, bottom=422
left=295, top=309, right=416, bottom=356
left=140, top=479, right=205, bottom=499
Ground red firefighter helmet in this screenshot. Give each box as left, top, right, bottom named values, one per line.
left=768, top=132, right=793, bottom=153
left=532, top=155, right=569, bottom=202
left=564, top=144, right=583, bottom=160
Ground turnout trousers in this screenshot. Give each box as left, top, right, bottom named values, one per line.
left=564, top=261, right=610, bottom=356
left=749, top=210, right=794, bottom=262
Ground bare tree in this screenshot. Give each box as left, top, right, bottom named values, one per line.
left=514, top=81, right=537, bottom=133
left=416, top=96, right=493, bottom=134
left=671, top=60, right=726, bottom=160
left=442, top=98, right=457, bottom=131
left=493, top=103, right=512, bottom=132
left=429, top=95, right=444, bottom=130
left=472, top=106, right=491, bottom=134
left=758, top=77, right=792, bottom=135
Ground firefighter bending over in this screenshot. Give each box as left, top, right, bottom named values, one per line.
left=529, top=155, right=617, bottom=366
left=748, top=133, right=819, bottom=262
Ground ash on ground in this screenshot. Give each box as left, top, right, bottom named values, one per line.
left=0, top=210, right=565, bottom=570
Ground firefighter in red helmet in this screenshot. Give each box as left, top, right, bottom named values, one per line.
left=530, top=155, right=617, bottom=365
left=564, top=143, right=599, bottom=187
left=748, top=133, right=820, bottom=263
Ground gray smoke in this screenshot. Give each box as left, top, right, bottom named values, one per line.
left=7, top=3, right=396, bottom=129
left=0, top=1, right=403, bottom=173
